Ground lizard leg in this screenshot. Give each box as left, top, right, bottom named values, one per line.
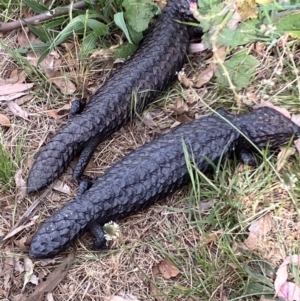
left=237, top=149, right=257, bottom=166
left=69, top=99, right=86, bottom=118
left=88, top=221, right=108, bottom=250
left=73, top=135, right=102, bottom=183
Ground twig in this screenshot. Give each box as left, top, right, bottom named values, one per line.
left=0, top=0, right=96, bottom=32
left=3, top=187, right=52, bottom=240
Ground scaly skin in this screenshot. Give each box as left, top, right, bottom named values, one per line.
left=26, top=0, right=198, bottom=193
left=29, top=107, right=300, bottom=258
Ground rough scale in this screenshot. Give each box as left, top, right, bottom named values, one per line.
left=29, top=107, right=300, bottom=258
left=27, top=0, right=199, bottom=193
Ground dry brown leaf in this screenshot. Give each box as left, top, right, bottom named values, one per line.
left=45, top=103, right=71, bottom=119
left=17, top=29, right=41, bottom=47
left=156, top=257, right=180, bottom=279
left=244, top=214, right=272, bottom=250
left=150, top=264, right=163, bottom=301
left=178, top=73, right=193, bottom=88
left=291, top=114, right=300, bottom=127
left=183, top=89, right=198, bottom=105
left=274, top=255, right=300, bottom=296
left=177, top=114, right=193, bottom=124
left=15, top=169, right=27, bottom=199
left=237, top=0, right=258, bottom=20
left=20, top=250, right=75, bottom=301
left=0, top=83, right=34, bottom=96
left=254, top=42, right=266, bottom=55
left=7, top=101, right=29, bottom=120
left=276, top=146, right=295, bottom=172
left=142, top=112, right=156, bottom=128
left=0, top=92, right=28, bottom=102
left=46, top=71, right=77, bottom=95
left=170, top=121, right=181, bottom=128
left=0, top=114, right=11, bottom=127
left=14, top=259, right=25, bottom=273
left=15, top=93, right=34, bottom=106
left=209, top=46, right=228, bottom=65
left=294, top=139, right=300, bottom=155
left=168, top=99, right=189, bottom=114
left=53, top=180, right=71, bottom=195
left=3, top=247, right=14, bottom=291
left=194, top=64, right=215, bottom=88
left=4, top=216, right=38, bottom=240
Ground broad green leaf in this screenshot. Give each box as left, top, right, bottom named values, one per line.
left=215, top=50, right=259, bottom=91
left=127, top=24, right=143, bottom=44
left=217, top=19, right=261, bottom=48
left=114, top=43, right=138, bottom=59
left=23, top=0, right=48, bottom=13
left=122, top=0, right=158, bottom=32
left=17, top=42, right=52, bottom=54
left=26, top=23, right=54, bottom=42
left=37, top=16, right=84, bottom=64
left=43, top=18, right=67, bottom=29
left=86, top=19, right=108, bottom=36
left=81, top=32, right=98, bottom=58
left=275, top=12, right=300, bottom=38
left=114, top=12, right=133, bottom=43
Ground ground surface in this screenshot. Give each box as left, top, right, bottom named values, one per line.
left=1, top=1, right=300, bottom=301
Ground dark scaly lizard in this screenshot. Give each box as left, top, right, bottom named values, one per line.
left=29, top=107, right=300, bottom=258
left=26, top=0, right=200, bottom=193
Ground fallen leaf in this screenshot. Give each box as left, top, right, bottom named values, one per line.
left=45, top=103, right=71, bottom=120
left=15, top=169, right=27, bottom=199
left=291, top=114, right=300, bottom=127
left=237, top=0, right=258, bottom=20
left=274, top=255, right=300, bottom=298
left=3, top=247, right=14, bottom=290
left=156, top=257, right=180, bottom=279
left=4, top=216, right=39, bottom=240
left=20, top=250, right=75, bottom=301
left=150, top=264, right=163, bottom=301
left=170, top=121, right=181, bottom=128
left=7, top=101, right=29, bottom=120
left=178, top=73, right=193, bottom=88
left=194, top=64, right=215, bottom=88
left=53, top=180, right=71, bottom=195
left=45, top=70, right=76, bottom=95
left=183, top=89, right=198, bottom=105
left=15, top=94, right=34, bottom=106
left=254, top=42, right=266, bottom=55
left=14, top=259, right=25, bottom=273
left=0, top=114, right=11, bottom=127
left=142, top=112, right=156, bottom=128
left=294, top=139, right=300, bottom=155
left=244, top=214, right=272, bottom=250
left=278, top=281, right=300, bottom=300
left=0, top=83, right=34, bottom=96
left=177, top=114, right=193, bottom=124
left=277, top=147, right=295, bottom=171
left=22, top=257, right=35, bottom=292
left=0, top=92, right=28, bottom=102
left=168, top=99, right=189, bottom=114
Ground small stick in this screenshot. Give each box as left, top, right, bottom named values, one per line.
left=0, top=0, right=96, bottom=32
